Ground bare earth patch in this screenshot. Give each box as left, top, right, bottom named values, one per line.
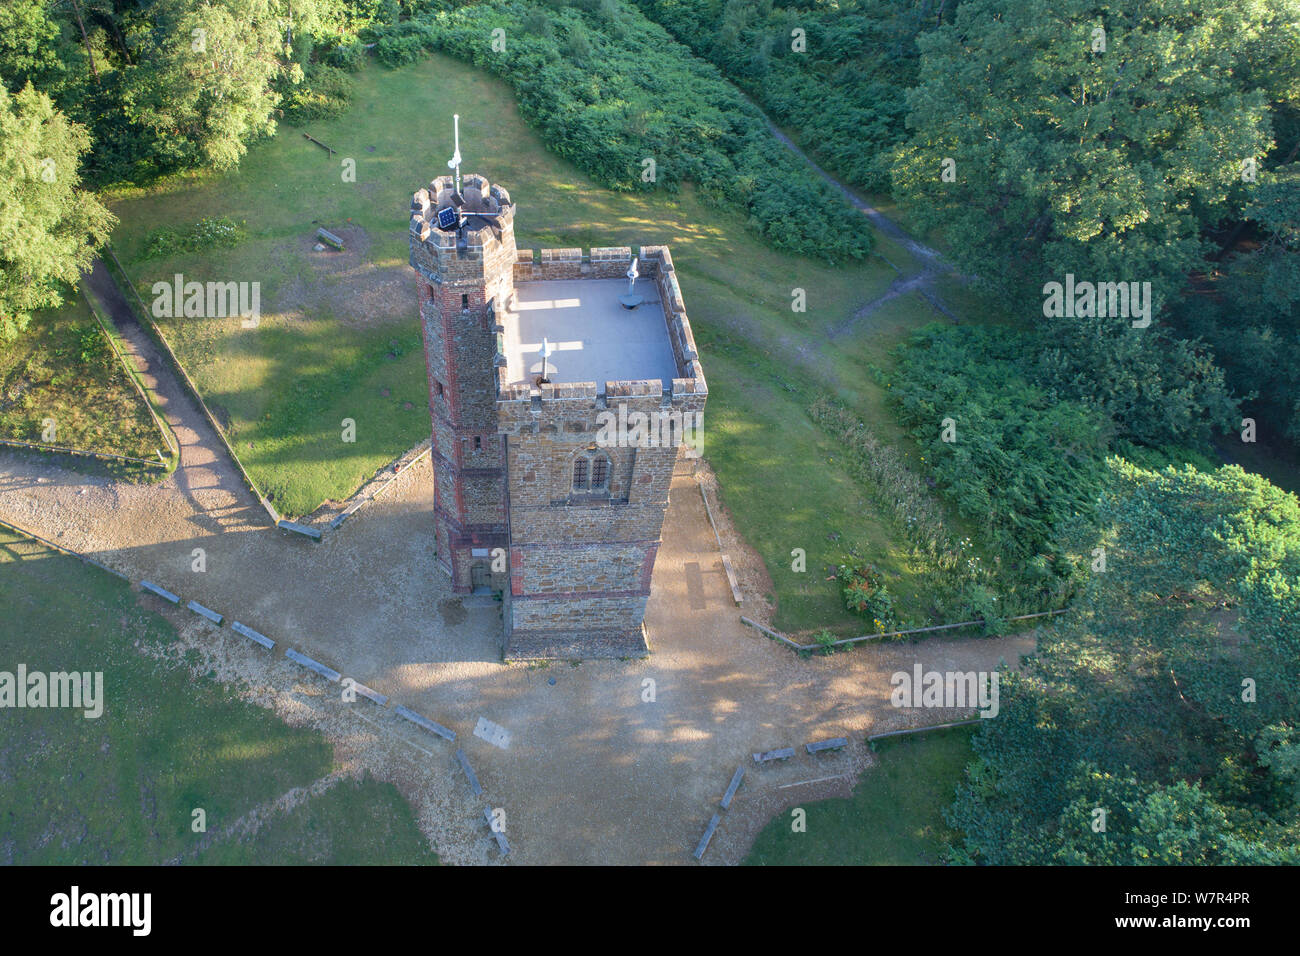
left=270, top=225, right=412, bottom=327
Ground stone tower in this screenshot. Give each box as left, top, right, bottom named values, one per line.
left=409, top=173, right=516, bottom=594
left=410, top=171, right=707, bottom=659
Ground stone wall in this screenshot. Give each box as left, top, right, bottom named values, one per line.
left=497, top=381, right=705, bottom=658
left=512, top=245, right=662, bottom=283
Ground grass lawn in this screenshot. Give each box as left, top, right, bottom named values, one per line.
left=0, top=295, right=159, bottom=461
left=744, top=726, right=975, bottom=865
left=196, top=775, right=438, bottom=865
left=0, top=528, right=435, bottom=865
left=87, top=51, right=952, bottom=626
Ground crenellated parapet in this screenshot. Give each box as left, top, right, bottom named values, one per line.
left=495, top=243, right=706, bottom=407
left=410, top=173, right=517, bottom=288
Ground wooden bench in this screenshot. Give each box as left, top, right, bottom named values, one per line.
left=315, top=227, right=344, bottom=251
left=753, top=747, right=796, bottom=764
left=721, top=555, right=743, bottom=605
left=806, top=737, right=849, bottom=755
left=483, top=807, right=510, bottom=856
left=693, top=814, right=721, bottom=860
left=284, top=648, right=341, bottom=683
left=394, top=705, right=456, bottom=742
left=348, top=680, right=387, bottom=706
left=720, top=766, right=745, bottom=810
left=276, top=519, right=321, bottom=541
left=232, top=621, right=275, bottom=650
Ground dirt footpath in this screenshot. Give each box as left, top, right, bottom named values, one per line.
left=0, top=442, right=1033, bottom=864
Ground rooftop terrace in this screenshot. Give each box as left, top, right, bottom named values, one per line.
left=501, top=278, right=679, bottom=390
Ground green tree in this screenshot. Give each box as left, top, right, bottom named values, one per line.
left=121, top=0, right=294, bottom=173
left=892, top=0, right=1277, bottom=305
left=1181, top=165, right=1300, bottom=439
left=1, top=0, right=341, bottom=183
left=947, top=460, right=1300, bottom=864
left=1034, top=315, right=1239, bottom=446
left=0, top=83, right=115, bottom=341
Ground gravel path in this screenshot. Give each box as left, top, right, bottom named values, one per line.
left=0, top=441, right=1034, bottom=864
left=754, top=108, right=965, bottom=333
left=81, top=257, right=270, bottom=535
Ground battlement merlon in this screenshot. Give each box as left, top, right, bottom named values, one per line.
left=409, top=173, right=518, bottom=284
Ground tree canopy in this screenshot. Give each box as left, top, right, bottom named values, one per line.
left=948, top=460, right=1300, bottom=864
left=892, top=0, right=1290, bottom=306
left=0, top=83, right=114, bottom=341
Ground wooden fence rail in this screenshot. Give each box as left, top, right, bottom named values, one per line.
left=0, top=436, right=167, bottom=470
left=741, top=608, right=1068, bottom=653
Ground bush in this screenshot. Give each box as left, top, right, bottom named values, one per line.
left=363, top=19, right=440, bottom=67
left=633, top=0, right=943, bottom=194
left=892, top=324, right=1111, bottom=563
left=425, top=2, right=871, bottom=263
left=281, top=66, right=355, bottom=122
left=838, top=561, right=898, bottom=631
left=373, top=34, right=426, bottom=67
left=811, top=393, right=1079, bottom=625
left=321, top=40, right=367, bottom=73
left=142, top=217, right=243, bottom=259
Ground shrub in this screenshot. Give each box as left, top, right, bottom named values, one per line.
left=838, top=561, right=898, bottom=630
left=281, top=66, right=355, bottom=122
left=322, top=40, right=367, bottom=73
left=373, top=34, right=426, bottom=67
left=142, top=217, right=243, bottom=259
left=811, top=391, right=1080, bottom=625
left=891, top=324, right=1111, bottom=563
left=425, top=2, right=871, bottom=263
left=632, top=0, right=943, bottom=195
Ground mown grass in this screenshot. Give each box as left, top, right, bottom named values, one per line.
left=744, top=727, right=974, bottom=866
left=196, top=776, right=439, bottom=865
left=0, top=528, right=435, bottom=865
left=0, top=295, right=158, bottom=460
left=89, top=51, right=946, bottom=624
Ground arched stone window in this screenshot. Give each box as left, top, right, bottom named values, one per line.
left=572, top=448, right=610, bottom=493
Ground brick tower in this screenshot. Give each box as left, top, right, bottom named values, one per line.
left=410, top=165, right=707, bottom=659
left=409, top=172, right=516, bottom=594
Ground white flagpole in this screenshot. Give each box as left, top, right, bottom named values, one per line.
left=448, top=113, right=462, bottom=196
